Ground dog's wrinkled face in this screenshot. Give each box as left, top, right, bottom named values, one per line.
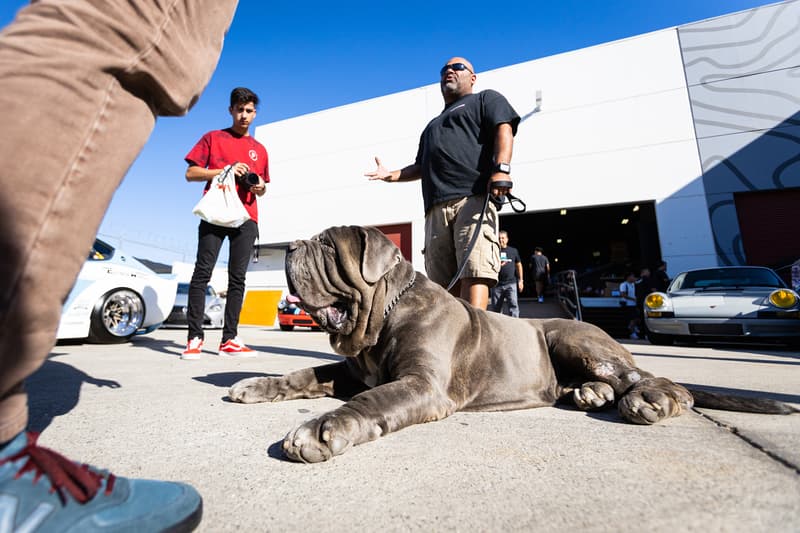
left=284, top=226, right=402, bottom=339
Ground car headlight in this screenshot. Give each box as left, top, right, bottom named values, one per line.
left=768, top=289, right=798, bottom=309
left=645, top=293, right=666, bottom=309
left=644, top=292, right=674, bottom=318
left=209, top=303, right=222, bottom=312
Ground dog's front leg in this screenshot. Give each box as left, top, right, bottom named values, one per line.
left=282, top=376, right=454, bottom=463
left=228, top=361, right=366, bottom=403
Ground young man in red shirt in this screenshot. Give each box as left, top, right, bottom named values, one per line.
left=182, top=87, right=269, bottom=359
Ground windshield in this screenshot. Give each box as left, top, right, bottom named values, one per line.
left=672, top=268, right=784, bottom=290
left=88, top=239, right=115, bottom=261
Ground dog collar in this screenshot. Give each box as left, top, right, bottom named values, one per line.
left=383, top=271, right=416, bottom=318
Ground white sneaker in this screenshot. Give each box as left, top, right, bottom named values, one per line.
left=629, top=332, right=640, bottom=340
left=181, top=337, right=203, bottom=360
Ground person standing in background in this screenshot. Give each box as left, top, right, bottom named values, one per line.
left=530, top=247, right=550, bottom=303
left=366, top=57, right=520, bottom=310
left=619, top=271, right=640, bottom=339
left=182, top=87, right=268, bottom=360
left=653, top=261, right=670, bottom=292
left=490, top=231, right=523, bottom=317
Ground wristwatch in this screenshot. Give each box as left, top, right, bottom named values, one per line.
left=494, top=162, right=511, bottom=174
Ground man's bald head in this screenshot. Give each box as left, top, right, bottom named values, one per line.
left=440, top=56, right=476, bottom=104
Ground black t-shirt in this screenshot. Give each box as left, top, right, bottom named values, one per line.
left=498, top=246, right=522, bottom=284
left=531, top=254, right=549, bottom=275
left=636, top=275, right=655, bottom=306
left=653, top=270, right=670, bottom=292
left=415, top=90, right=520, bottom=213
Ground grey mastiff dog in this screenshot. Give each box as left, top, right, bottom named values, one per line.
left=229, top=226, right=795, bottom=463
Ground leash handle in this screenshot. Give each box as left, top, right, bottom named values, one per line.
left=445, top=178, right=527, bottom=291
left=489, top=179, right=526, bottom=213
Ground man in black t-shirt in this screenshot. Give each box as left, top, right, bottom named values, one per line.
left=367, top=56, right=520, bottom=310
left=653, top=261, right=670, bottom=292
left=529, top=247, right=550, bottom=303
left=490, top=231, right=523, bottom=317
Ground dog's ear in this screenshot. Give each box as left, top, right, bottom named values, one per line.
left=360, top=226, right=401, bottom=283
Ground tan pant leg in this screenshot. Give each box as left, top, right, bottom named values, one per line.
left=0, top=0, right=238, bottom=442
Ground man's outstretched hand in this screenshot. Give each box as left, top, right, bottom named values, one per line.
left=365, top=156, right=393, bottom=181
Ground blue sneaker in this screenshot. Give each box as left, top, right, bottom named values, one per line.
left=0, top=432, right=202, bottom=532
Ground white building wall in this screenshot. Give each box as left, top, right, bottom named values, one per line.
left=254, top=27, right=717, bottom=279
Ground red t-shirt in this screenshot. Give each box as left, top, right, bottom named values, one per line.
left=185, top=128, right=270, bottom=223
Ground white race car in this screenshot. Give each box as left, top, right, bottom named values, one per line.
left=57, top=239, right=178, bottom=343
left=644, top=266, right=800, bottom=346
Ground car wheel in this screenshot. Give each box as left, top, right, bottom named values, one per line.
left=88, top=289, right=145, bottom=343
left=279, top=324, right=294, bottom=331
left=647, top=332, right=674, bottom=346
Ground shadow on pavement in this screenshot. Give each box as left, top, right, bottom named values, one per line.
left=193, top=371, right=275, bottom=388
left=679, top=383, right=800, bottom=405
left=254, top=345, right=343, bottom=362
left=130, top=336, right=188, bottom=357
left=635, top=351, right=800, bottom=367
left=25, top=357, right=121, bottom=433
left=267, top=440, right=292, bottom=462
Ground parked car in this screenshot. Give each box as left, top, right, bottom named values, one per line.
left=644, top=266, right=800, bottom=346
left=277, top=298, right=319, bottom=331
left=57, top=239, right=178, bottom=343
left=164, top=282, right=225, bottom=328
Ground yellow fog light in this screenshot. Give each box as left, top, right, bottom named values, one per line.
left=769, top=289, right=798, bottom=309
left=645, top=293, right=665, bottom=309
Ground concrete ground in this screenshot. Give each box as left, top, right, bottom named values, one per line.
left=28, top=318, right=800, bottom=532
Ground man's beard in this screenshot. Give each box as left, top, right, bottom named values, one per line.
left=441, top=80, right=460, bottom=98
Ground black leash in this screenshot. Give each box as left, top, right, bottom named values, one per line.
left=445, top=180, right=526, bottom=291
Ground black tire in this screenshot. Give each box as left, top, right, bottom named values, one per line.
left=279, top=324, right=294, bottom=331
left=88, top=289, right=145, bottom=343
left=647, top=331, right=674, bottom=346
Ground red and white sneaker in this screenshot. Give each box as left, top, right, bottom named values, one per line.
left=181, top=337, right=203, bottom=360
left=218, top=337, right=257, bottom=357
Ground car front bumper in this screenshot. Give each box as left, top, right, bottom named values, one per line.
left=646, top=315, right=800, bottom=338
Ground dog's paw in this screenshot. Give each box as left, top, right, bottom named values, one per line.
left=618, top=377, right=693, bottom=425
left=573, top=381, right=615, bottom=410
left=228, top=377, right=284, bottom=403
left=282, top=415, right=359, bottom=463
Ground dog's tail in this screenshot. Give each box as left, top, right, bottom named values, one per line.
left=685, top=387, right=798, bottom=415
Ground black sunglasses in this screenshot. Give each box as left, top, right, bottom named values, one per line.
left=440, top=62, right=473, bottom=77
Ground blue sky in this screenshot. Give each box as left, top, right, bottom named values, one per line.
left=0, top=0, right=779, bottom=265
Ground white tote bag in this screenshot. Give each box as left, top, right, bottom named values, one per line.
left=192, top=165, right=251, bottom=228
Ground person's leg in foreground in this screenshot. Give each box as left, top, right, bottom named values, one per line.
left=454, top=195, right=499, bottom=310
left=0, top=1, right=238, bottom=531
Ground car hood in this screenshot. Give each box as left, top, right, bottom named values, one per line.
left=671, top=289, right=771, bottom=318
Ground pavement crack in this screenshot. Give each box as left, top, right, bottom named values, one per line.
left=694, top=409, right=800, bottom=475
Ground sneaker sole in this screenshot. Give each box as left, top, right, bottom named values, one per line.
left=163, top=499, right=203, bottom=533
left=217, top=351, right=258, bottom=358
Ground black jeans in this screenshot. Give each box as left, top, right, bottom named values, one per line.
left=187, top=219, right=258, bottom=342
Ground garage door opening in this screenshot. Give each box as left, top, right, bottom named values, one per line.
left=498, top=201, right=662, bottom=297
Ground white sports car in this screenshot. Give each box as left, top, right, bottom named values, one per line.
left=644, top=266, right=800, bottom=346
left=57, top=239, right=178, bottom=343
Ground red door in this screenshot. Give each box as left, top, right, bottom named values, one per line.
left=373, top=223, right=412, bottom=261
